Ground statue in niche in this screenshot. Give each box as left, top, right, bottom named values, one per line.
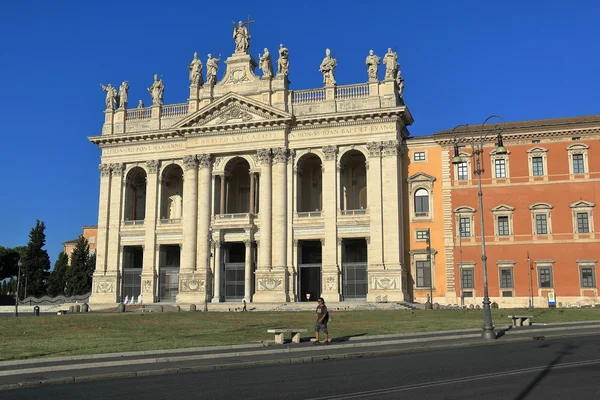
left=118, top=81, right=129, bottom=109
left=277, top=44, right=289, bottom=77
left=168, top=194, right=183, bottom=219
left=137, top=100, right=144, bottom=108
left=383, top=48, right=399, bottom=80
left=147, top=74, right=164, bottom=106
left=232, top=20, right=250, bottom=53
left=319, top=48, right=337, bottom=86
left=365, top=50, right=380, bottom=81
left=206, top=54, right=221, bottom=86
left=100, top=83, right=117, bottom=110
left=189, top=52, right=204, bottom=86
left=258, top=48, right=273, bottom=78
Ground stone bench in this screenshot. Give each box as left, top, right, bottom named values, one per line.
left=508, top=315, right=534, bottom=326
left=267, top=328, right=308, bottom=344
left=56, top=310, right=68, bottom=315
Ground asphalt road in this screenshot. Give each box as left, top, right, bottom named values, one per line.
left=4, top=334, right=600, bottom=399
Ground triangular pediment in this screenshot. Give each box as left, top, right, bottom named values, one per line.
left=491, top=204, right=515, bottom=212
left=570, top=200, right=595, bottom=209
left=173, top=92, right=293, bottom=133
left=407, top=172, right=437, bottom=183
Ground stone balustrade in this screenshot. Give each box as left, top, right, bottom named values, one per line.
left=335, top=83, right=370, bottom=100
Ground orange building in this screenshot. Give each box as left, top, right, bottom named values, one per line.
left=431, top=116, right=599, bottom=307
left=62, top=226, right=98, bottom=262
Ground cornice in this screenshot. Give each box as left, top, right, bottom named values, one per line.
left=294, top=106, right=412, bottom=128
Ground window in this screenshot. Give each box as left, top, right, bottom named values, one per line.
left=461, top=268, right=474, bottom=289
left=416, top=230, right=429, bottom=240
left=532, top=157, right=544, bottom=176
left=414, top=188, right=429, bottom=217
left=581, top=267, right=595, bottom=288
left=573, top=154, right=585, bottom=174
left=457, top=162, right=468, bottom=181
left=416, top=260, right=431, bottom=288
left=414, top=152, right=426, bottom=161
left=535, top=214, right=548, bottom=235
left=500, top=268, right=513, bottom=288
left=494, top=159, right=506, bottom=178
left=577, top=213, right=590, bottom=233
left=539, top=267, right=553, bottom=288
left=459, top=217, right=471, bottom=237
left=497, top=216, right=510, bottom=236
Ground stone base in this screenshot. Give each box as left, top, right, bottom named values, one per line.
left=367, top=269, right=407, bottom=302
left=89, top=274, right=119, bottom=304
left=253, top=270, right=288, bottom=302
left=177, top=273, right=208, bottom=304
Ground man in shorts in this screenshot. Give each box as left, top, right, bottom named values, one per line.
left=314, top=297, right=329, bottom=344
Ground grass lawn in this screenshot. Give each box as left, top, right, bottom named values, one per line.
left=1, top=308, right=599, bottom=361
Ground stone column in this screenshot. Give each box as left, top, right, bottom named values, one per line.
left=365, top=143, right=384, bottom=302
left=90, top=164, right=113, bottom=304
left=249, top=173, right=255, bottom=214
left=380, top=140, right=407, bottom=301
left=142, top=160, right=159, bottom=302
left=244, top=240, right=253, bottom=302
left=271, top=147, right=288, bottom=270
left=178, top=155, right=199, bottom=303
left=257, top=149, right=272, bottom=270
left=322, top=145, right=341, bottom=301
left=219, top=174, right=226, bottom=214
left=196, top=154, right=213, bottom=303
left=212, top=241, right=222, bottom=302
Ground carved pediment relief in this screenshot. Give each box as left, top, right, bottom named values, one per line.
left=172, top=92, right=293, bottom=133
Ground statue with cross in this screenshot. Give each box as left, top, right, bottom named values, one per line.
left=232, top=16, right=255, bottom=54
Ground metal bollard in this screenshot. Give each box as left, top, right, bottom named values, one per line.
left=117, top=303, right=125, bottom=313
left=33, top=306, right=40, bottom=316
left=190, top=304, right=197, bottom=312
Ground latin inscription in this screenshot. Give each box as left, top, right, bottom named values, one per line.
left=197, top=132, right=278, bottom=145
left=289, top=123, right=396, bottom=139
left=103, top=143, right=185, bottom=155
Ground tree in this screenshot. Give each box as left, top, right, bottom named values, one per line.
left=21, top=220, right=51, bottom=298
left=0, top=280, right=7, bottom=295
left=47, top=252, right=69, bottom=297
left=0, top=246, right=21, bottom=281
left=66, top=236, right=95, bottom=296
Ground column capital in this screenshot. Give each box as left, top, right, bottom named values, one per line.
left=99, top=163, right=111, bottom=177
left=214, top=241, right=223, bottom=248
left=381, top=140, right=400, bottom=157
left=146, top=160, right=160, bottom=174
left=272, top=147, right=289, bottom=164
left=366, top=142, right=382, bottom=158
left=322, top=145, right=338, bottom=161
left=110, top=163, right=124, bottom=177
left=320, top=238, right=325, bottom=246
left=243, top=239, right=252, bottom=248
left=257, top=148, right=272, bottom=165
left=197, top=154, right=213, bottom=169
left=183, top=155, right=198, bottom=171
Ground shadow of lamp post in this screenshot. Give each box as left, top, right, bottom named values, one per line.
left=451, top=116, right=508, bottom=340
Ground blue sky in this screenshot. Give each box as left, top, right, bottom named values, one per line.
left=1, top=0, right=599, bottom=265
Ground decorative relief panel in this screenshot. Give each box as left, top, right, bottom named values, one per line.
left=95, top=281, right=114, bottom=293
left=372, top=276, right=399, bottom=290
left=225, top=69, right=251, bottom=84
left=325, top=277, right=336, bottom=291
left=143, top=280, right=152, bottom=293
left=258, top=278, right=283, bottom=291
left=215, top=107, right=254, bottom=124
left=181, top=279, right=202, bottom=292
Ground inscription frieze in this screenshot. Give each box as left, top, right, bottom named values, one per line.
left=289, top=123, right=396, bottom=139
left=104, top=142, right=186, bottom=155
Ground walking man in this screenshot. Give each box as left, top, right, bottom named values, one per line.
left=314, top=297, right=329, bottom=345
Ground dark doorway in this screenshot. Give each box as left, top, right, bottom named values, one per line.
left=299, top=240, right=322, bottom=301
left=342, top=239, right=368, bottom=300
left=158, top=245, right=180, bottom=302
left=122, top=246, right=143, bottom=301
left=224, top=242, right=245, bottom=301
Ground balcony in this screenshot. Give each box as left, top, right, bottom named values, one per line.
left=214, top=213, right=254, bottom=227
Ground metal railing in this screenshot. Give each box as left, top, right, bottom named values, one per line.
left=216, top=213, right=251, bottom=219
left=296, top=211, right=322, bottom=218
left=415, top=212, right=429, bottom=217
left=340, top=209, right=367, bottom=216
left=160, top=218, right=182, bottom=224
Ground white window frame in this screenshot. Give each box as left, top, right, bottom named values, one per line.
left=536, top=261, right=555, bottom=289
left=453, top=152, right=472, bottom=183
left=491, top=204, right=515, bottom=239
left=566, top=143, right=589, bottom=179
left=570, top=200, right=595, bottom=238
left=497, top=261, right=515, bottom=295
left=454, top=206, right=476, bottom=240
left=529, top=202, right=553, bottom=238
left=415, top=229, right=429, bottom=242
left=459, top=262, right=476, bottom=293
left=407, top=173, right=436, bottom=222
left=413, top=150, right=427, bottom=163
left=409, top=249, right=437, bottom=291
left=490, top=149, right=510, bottom=181
left=527, top=147, right=549, bottom=181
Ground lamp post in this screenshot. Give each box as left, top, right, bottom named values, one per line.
left=14, top=259, right=22, bottom=317
left=204, top=228, right=213, bottom=312
left=451, top=116, right=507, bottom=340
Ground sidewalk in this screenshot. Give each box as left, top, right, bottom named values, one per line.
left=2, top=321, right=600, bottom=391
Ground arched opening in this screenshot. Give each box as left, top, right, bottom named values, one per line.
left=414, top=188, right=429, bottom=217
left=124, top=167, right=147, bottom=221
left=297, top=154, right=323, bottom=213
left=222, top=157, right=251, bottom=214
left=339, top=150, right=367, bottom=211
left=160, top=164, right=183, bottom=221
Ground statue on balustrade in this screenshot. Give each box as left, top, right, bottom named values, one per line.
left=319, top=48, right=337, bottom=86
left=277, top=44, right=289, bottom=77
left=118, top=81, right=129, bottom=109
left=137, top=100, right=144, bottom=108
left=147, top=74, right=164, bottom=106
left=100, top=83, right=117, bottom=110
left=232, top=20, right=250, bottom=54
left=365, top=50, right=380, bottom=81
left=189, top=52, right=204, bottom=86
left=206, top=54, right=221, bottom=86
left=383, top=48, right=399, bottom=80
left=258, top=48, right=273, bottom=78
left=396, top=73, right=405, bottom=99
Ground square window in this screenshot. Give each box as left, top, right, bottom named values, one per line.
left=494, top=159, right=506, bottom=178
left=462, top=291, right=473, bottom=298
left=416, top=230, right=428, bottom=240
left=457, top=162, right=468, bottom=181
left=416, top=260, right=432, bottom=288
left=461, top=268, right=474, bottom=289
left=535, top=214, right=548, bottom=235
left=573, top=154, right=585, bottom=174
left=459, top=217, right=471, bottom=237
left=414, top=152, right=426, bottom=161
left=497, top=216, right=510, bottom=236
left=581, top=267, right=595, bottom=288
left=577, top=213, right=590, bottom=233
left=539, top=267, right=553, bottom=288
left=500, top=268, right=513, bottom=288
left=502, top=291, right=513, bottom=297
left=532, top=157, right=544, bottom=176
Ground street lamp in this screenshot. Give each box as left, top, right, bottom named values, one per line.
left=14, top=259, right=22, bottom=317
left=204, top=227, right=213, bottom=312
left=451, top=115, right=507, bottom=340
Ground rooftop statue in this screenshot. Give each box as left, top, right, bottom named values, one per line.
left=232, top=20, right=250, bottom=54
left=258, top=48, right=273, bottom=78
left=147, top=74, right=164, bottom=106
left=319, top=48, right=337, bottom=86
left=100, top=83, right=117, bottom=110
left=365, top=50, right=380, bottom=81
left=206, top=53, right=221, bottom=86
left=118, top=81, right=129, bottom=109
left=277, top=44, right=289, bottom=77
left=383, top=48, right=399, bottom=80
left=189, top=52, right=204, bottom=86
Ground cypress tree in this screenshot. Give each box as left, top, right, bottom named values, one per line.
left=21, top=220, right=51, bottom=297
left=47, top=252, right=69, bottom=297
left=66, top=236, right=94, bottom=296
